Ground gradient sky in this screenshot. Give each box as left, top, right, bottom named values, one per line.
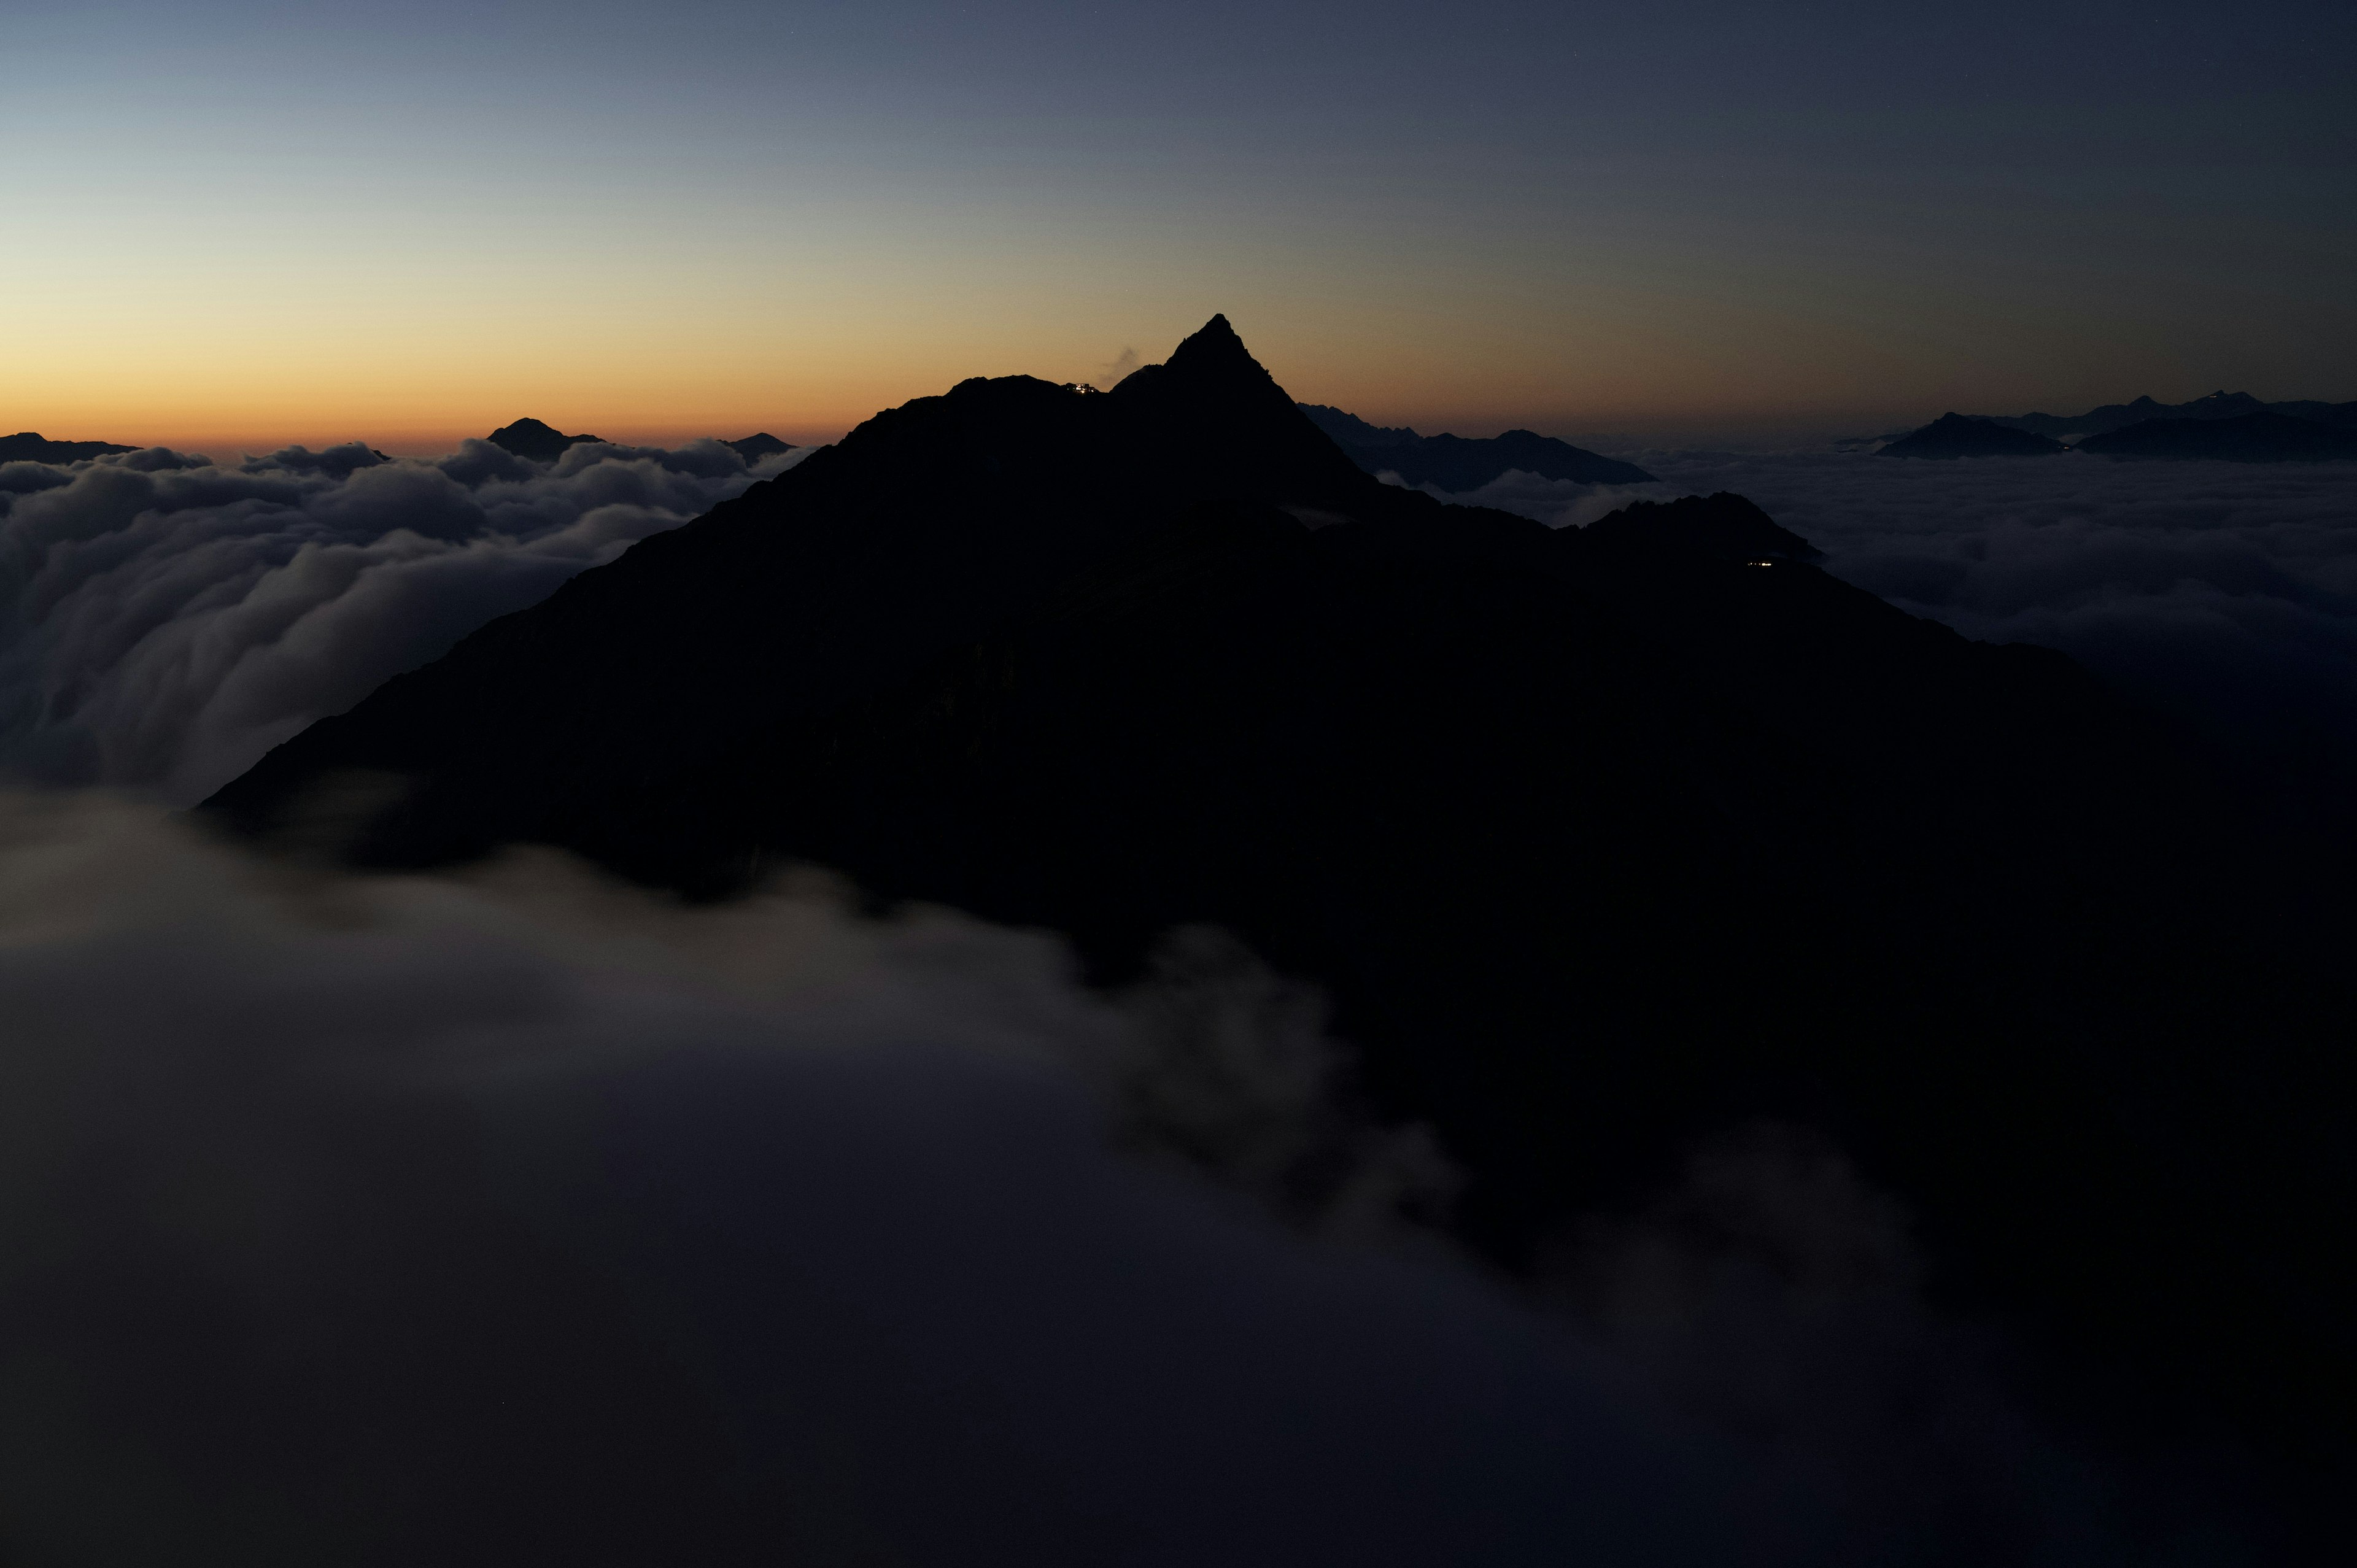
left=7, top=0, right=2353, bottom=452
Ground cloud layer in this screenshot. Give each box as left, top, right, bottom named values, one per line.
left=0, top=797, right=2234, bottom=1566
left=0, top=797, right=1735, bottom=1565
left=0, top=438, right=805, bottom=803
left=1420, top=452, right=2357, bottom=782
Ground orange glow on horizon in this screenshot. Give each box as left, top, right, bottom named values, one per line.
left=6, top=282, right=2273, bottom=458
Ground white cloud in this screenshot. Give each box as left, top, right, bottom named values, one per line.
left=0, top=794, right=1761, bottom=1565
left=0, top=439, right=810, bottom=802
left=0, top=794, right=2246, bottom=1563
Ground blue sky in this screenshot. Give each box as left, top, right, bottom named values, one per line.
left=7, top=0, right=2353, bottom=446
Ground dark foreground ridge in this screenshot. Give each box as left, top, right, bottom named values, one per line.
left=209, top=317, right=2355, bottom=1538
left=486, top=417, right=605, bottom=462
left=1878, top=412, right=2066, bottom=458
left=0, top=431, right=137, bottom=463
left=1299, top=403, right=1655, bottom=489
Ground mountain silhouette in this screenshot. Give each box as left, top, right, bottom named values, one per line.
left=2076, top=410, right=2357, bottom=461
left=722, top=432, right=794, bottom=460
left=1299, top=404, right=1655, bottom=489
left=206, top=317, right=2355, bottom=1489
left=1980, top=390, right=2357, bottom=439
left=1878, top=412, right=2066, bottom=458
left=0, top=431, right=136, bottom=463
left=487, top=417, right=605, bottom=462
left=1580, top=492, right=1822, bottom=560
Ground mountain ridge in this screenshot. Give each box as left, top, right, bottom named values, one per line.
left=1976, top=390, right=2357, bottom=438
left=203, top=317, right=2356, bottom=1490
left=1879, top=413, right=2068, bottom=458
left=2077, top=410, right=2357, bottom=461
left=0, top=431, right=138, bottom=463
left=1299, top=403, right=1655, bottom=490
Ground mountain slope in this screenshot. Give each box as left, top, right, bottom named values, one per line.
left=207, top=317, right=2355, bottom=1486
left=211, top=318, right=1437, bottom=863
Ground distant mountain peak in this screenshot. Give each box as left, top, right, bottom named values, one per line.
left=487, top=418, right=603, bottom=463
left=493, top=417, right=565, bottom=440
left=724, top=432, right=793, bottom=461
left=0, top=431, right=138, bottom=463
left=1879, top=413, right=2064, bottom=458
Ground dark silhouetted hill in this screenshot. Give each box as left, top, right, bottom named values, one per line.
left=1981, top=390, right=2357, bottom=439
left=2076, top=411, right=2357, bottom=461
left=1581, top=492, right=1822, bottom=560
left=0, top=431, right=136, bottom=463
left=723, top=432, right=794, bottom=461
left=1299, top=404, right=1655, bottom=489
left=206, top=317, right=2355, bottom=1504
left=1878, top=413, right=2066, bottom=458
left=487, top=417, right=605, bottom=462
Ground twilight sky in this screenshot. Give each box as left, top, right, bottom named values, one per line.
left=7, top=0, right=2353, bottom=451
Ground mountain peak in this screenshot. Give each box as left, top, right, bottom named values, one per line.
left=1173, top=312, right=1243, bottom=355
left=1099, top=317, right=1373, bottom=508
left=1879, top=413, right=2064, bottom=459
left=488, top=418, right=603, bottom=463
left=1156, top=313, right=1271, bottom=389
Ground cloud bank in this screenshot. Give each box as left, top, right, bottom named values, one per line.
left=0, top=438, right=807, bottom=803
left=0, top=797, right=2235, bottom=1566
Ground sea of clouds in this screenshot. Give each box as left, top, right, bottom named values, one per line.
left=1423, top=451, right=2357, bottom=788
left=0, top=433, right=2329, bottom=1561
left=0, top=437, right=805, bottom=803
left=0, top=795, right=2207, bottom=1566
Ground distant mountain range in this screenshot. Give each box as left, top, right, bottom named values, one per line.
left=7, top=423, right=795, bottom=469
left=486, top=419, right=792, bottom=464
left=1881, top=397, right=2357, bottom=461
left=1978, top=390, right=2357, bottom=439
left=206, top=315, right=2355, bottom=1480
left=0, top=431, right=136, bottom=463
left=1298, top=404, right=1654, bottom=489
left=1878, top=414, right=2066, bottom=459
left=2076, top=411, right=2357, bottom=462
